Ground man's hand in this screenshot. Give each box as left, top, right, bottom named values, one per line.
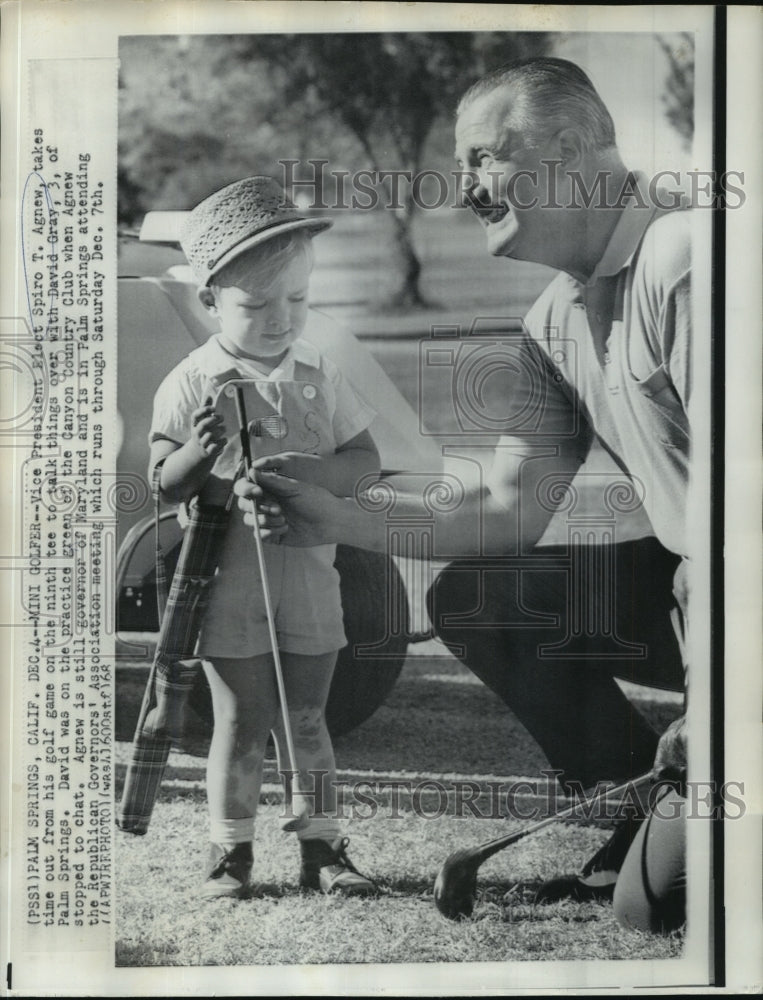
left=252, top=451, right=323, bottom=483
left=252, top=429, right=380, bottom=499
left=652, top=714, right=687, bottom=793
left=234, top=470, right=341, bottom=547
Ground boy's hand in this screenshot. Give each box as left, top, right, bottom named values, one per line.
left=191, top=396, right=227, bottom=459
left=252, top=451, right=323, bottom=483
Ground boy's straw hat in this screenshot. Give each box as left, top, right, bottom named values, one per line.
left=180, top=175, right=332, bottom=285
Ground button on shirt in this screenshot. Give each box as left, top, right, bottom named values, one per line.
left=150, top=333, right=376, bottom=500
left=148, top=333, right=377, bottom=659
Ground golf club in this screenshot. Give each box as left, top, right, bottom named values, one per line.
left=232, top=385, right=309, bottom=834
left=434, top=772, right=652, bottom=920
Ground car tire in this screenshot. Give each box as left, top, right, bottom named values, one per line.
left=117, top=517, right=408, bottom=739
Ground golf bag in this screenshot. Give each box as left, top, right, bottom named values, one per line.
left=116, top=467, right=230, bottom=835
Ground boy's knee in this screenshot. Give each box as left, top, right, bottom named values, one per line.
left=289, top=707, right=327, bottom=752
left=214, top=705, right=264, bottom=750
left=291, top=706, right=324, bottom=734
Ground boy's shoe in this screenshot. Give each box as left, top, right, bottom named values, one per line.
left=299, top=836, right=376, bottom=896
left=201, top=841, right=253, bottom=900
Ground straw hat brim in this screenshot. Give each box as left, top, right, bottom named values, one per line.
left=204, top=216, right=333, bottom=284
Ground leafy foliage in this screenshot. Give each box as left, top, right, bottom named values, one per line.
left=657, top=33, right=694, bottom=150
left=118, top=32, right=554, bottom=305
left=119, top=32, right=695, bottom=305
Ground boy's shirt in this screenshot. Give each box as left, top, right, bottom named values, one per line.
left=150, top=334, right=376, bottom=498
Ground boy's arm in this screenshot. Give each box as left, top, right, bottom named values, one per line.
left=252, top=429, right=379, bottom=498
left=150, top=397, right=228, bottom=504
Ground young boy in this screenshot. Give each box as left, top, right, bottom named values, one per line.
left=148, top=176, right=380, bottom=899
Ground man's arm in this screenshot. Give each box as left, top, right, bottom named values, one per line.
left=240, top=324, right=592, bottom=554
left=237, top=437, right=586, bottom=557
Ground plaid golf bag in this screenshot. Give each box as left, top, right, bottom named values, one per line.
left=116, top=469, right=231, bottom=835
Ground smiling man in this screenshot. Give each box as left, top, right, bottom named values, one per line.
left=440, top=57, right=692, bottom=922
left=237, top=57, right=693, bottom=931
left=454, top=59, right=631, bottom=272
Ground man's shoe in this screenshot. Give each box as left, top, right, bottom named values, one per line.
left=534, top=872, right=616, bottom=904
left=299, top=837, right=376, bottom=896
left=534, top=818, right=643, bottom=905
left=201, top=841, right=253, bottom=900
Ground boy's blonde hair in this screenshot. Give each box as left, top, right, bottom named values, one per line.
left=210, top=230, right=315, bottom=297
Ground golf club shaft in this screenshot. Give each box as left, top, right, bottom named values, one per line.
left=475, top=772, right=653, bottom=864
left=234, top=388, right=299, bottom=776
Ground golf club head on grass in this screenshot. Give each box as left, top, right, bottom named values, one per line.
left=433, top=773, right=654, bottom=921
left=275, top=759, right=311, bottom=834
left=433, top=847, right=481, bottom=920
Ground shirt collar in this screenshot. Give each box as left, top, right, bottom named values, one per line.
left=288, top=337, right=321, bottom=369
left=586, top=172, right=659, bottom=286
left=212, top=334, right=321, bottom=380
left=267, top=337, right=320, bottom=379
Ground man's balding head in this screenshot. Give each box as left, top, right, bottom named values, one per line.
left=458, top=57, right=617, bottom=155
left=454, top=57, right=629, bottom=278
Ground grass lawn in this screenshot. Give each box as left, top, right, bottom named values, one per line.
left=115, top=648, right=684, bottom=970
left=115, top=799, right=682, bottom=969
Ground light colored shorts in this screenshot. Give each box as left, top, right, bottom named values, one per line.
left=196, top=508, right=346, bottom=659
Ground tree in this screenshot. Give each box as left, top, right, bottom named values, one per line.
left=118, top=36, right=288, bottom=221
left=118, top=32, right=553, bottom=307
left=657, top=32, right=694, bottom=151
left=220, top=33, right=553, bottom=310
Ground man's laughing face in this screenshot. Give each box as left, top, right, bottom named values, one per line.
left=454, top=87, right=550, bottom=261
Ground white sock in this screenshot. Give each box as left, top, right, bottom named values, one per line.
left=209, top=816, right=255, bottom=850
left=297, top=817, right=342, bottom=843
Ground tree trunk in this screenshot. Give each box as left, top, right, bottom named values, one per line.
left=351, top=134, right=434, bottom=312
left=388, top=189, right=433, bottom=311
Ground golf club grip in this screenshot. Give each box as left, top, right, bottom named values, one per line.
left=466, top=772, right=653, bottom=866
left=234, top=389, right=253, bottom=467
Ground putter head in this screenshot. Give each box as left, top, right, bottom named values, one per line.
left=280, top=813, right=311, bottom=834
left=433, top=848, right=480, bottom=920
left=277, top=765, right=311, bottom=833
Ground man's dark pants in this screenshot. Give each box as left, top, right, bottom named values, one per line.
left=427, top=536, right=684, bottom=794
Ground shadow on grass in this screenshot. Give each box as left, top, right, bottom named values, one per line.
left=243, top=875, right=434, bottom=901
left=240, top=875, right=653, bottom=934
left=116, top=652, right=682, bottom=784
